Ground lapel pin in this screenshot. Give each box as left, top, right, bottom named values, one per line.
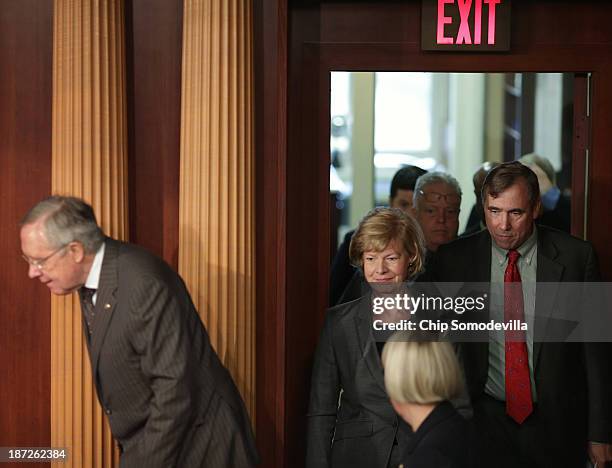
left=104, top=303, right=111, bottom=309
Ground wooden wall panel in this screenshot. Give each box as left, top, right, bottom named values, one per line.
left=51, top=0, right=128, bottom=464
left=285, top=6, right=326, bottom=467
left=588, top=65, right=612, bottom=275
left=125, top=0, right=183, bottom=269
left=253, top=0, right=288, bottom=465
left=178, top=0, right=256, bottom=420
left=0, top=0, right=53, bottom=465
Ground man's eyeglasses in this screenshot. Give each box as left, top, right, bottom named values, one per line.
left=22, top=245, right=67, bottom=271
left=418, top=190, right=461, bottom=205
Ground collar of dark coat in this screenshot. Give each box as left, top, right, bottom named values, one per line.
left=353, top=294, right=398, bottom=421
left=97, top=237, right=120, bottom=290
left=354, top=293, right=385, bottom=388
left=402, top=401, right=459, bottom=454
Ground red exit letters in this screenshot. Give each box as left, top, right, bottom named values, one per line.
left=437, top=0, right=502, bottom=45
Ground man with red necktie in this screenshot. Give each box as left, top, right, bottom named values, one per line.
left=425, top=162, right=612, bottom=467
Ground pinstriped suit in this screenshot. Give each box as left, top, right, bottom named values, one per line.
left=80, top=238, right=258, bottom=468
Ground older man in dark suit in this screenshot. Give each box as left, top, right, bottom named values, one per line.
left=19, top=196, right=258, bottom=468
left=425, top=162, right=612, bottom=467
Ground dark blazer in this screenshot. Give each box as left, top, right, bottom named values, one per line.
left=80, top=238, right=258, bottom=468
left=306, top=295, right=411, bottom=468
left=399, top=401, right=473, bottom=468
left=424, top=226, right=611, bottom=464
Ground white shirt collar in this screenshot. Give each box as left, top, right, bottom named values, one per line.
left=84, top=242, right=106, bottom=290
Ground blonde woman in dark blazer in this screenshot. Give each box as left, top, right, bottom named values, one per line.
left=382, top=333, right=473, bottom=468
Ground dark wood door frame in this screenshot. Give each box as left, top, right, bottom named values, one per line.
left=254, top=1, right=288, bottom=467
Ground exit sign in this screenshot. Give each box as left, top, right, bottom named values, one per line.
left=422, top=0, right=511, bottom=51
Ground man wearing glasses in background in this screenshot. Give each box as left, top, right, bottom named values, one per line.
left=411, top=171, right=462, bottom=258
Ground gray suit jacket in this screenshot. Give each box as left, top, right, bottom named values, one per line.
left=306, top=294, right=411, bottom=468
left=80, top=238, right=258, bottom=468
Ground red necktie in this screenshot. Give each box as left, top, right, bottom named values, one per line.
left=504, top=249, right=533, bottom=424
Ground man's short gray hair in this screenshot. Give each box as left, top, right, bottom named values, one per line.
left=413, top=172, right=462, bottom=207
left=519, top=153, right=556, bottom=185
left=21, top=196, right=105, bottom=254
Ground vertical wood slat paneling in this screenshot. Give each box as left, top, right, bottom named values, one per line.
left=179, top=0, right=256, bottom=418
left=51, top=1, right=127, bottom=466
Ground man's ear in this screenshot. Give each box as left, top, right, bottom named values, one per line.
left=68, top=241, right=86, bottom=263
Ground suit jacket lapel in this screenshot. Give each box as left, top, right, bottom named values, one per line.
left=354, top=295, right=387, bottom=396
left=78, top=288, right=93, bottom=355
left=90, top=238, right=119, bottom=383
left=534, top=230, right=564, bottom=369
left=475, top=231, right=493, bottom=283
left=475, top=232, right=493, bottom=381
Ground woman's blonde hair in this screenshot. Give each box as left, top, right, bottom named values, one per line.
left=348, top=207, right=426, bottom=280
left=382, top=332, right=463, bottom=404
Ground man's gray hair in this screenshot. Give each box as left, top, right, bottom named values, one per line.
left=21, top=196, right=105, bottom=254
left=519, top=153, right=556, bottom=185
left=413, top=172, right=462, bottom=206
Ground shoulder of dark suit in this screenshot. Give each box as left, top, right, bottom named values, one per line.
left=537, top=224, right=594, bottom=249
left=325, top=293, right=371, bottom=322
left=105, top=237, right=178, bottom=282
left=437, top=225, right=594, bottom=257
left=434, top=229, right=490, bottom=259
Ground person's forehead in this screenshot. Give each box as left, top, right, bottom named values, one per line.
left=21, top=222, right=51, bottom=249
left=364, top=239, right=403, bottom=254
left=420, top=200, right=459, bottom=210
left=393, top=188, right=413, bottom=199
left=486, top=182, right=530, bottom=205
left=420, top=190, right=460, bottom=208
left=422, top=181, right=456, bottom=193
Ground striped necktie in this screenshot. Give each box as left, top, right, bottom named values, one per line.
left=80, top=287, right=96, bottom=336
